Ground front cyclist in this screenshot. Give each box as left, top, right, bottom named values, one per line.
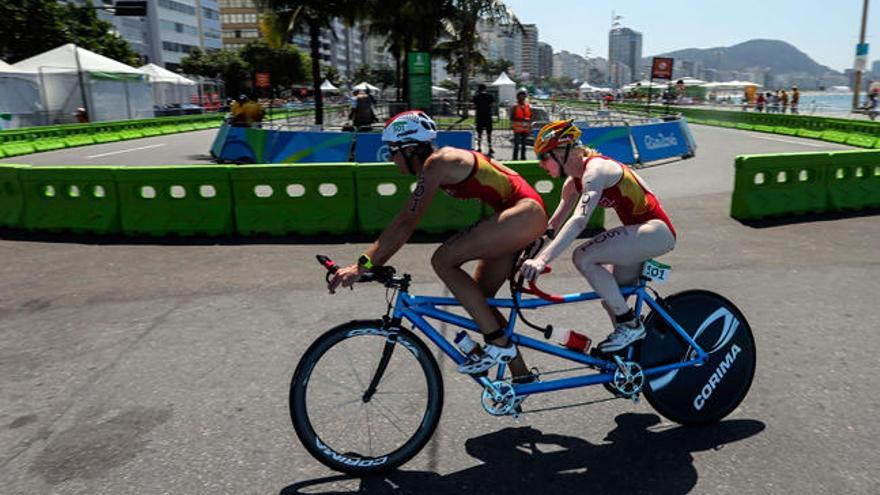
left=519, top=120, right=677, bottom=353
left=328, top=111, right=547, bottom=379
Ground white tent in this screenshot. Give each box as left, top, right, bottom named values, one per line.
left=140, top=63, right=197, bottom=107
left=0, top=60, right=43, bottom=129
left=352, top=81, right=380, bottom=93
left=490, top=72, right=516, bottom=106
left=13, top=44, right=153, bottom=123
left=320, top=79, right=340, bottom=93
left=431, top=85, right=454, bottom=98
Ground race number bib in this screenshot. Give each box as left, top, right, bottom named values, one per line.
left=642, top=259, right=671, bottom=284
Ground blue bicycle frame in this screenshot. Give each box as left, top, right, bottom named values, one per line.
left=391, top=278, right=710, bottom=399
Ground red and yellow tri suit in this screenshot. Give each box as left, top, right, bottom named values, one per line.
left=442, top=151, right=545, bottom=213
left=579, top=155, right=676, bottom=237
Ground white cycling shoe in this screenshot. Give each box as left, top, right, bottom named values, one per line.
left=598, top=320, right=646, bottom=353
left=457, top=343, right=518, bottom=375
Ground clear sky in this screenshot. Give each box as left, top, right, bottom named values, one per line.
left=502, top=0, right=877, bottom=72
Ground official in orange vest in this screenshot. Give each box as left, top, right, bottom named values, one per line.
left=510, top=89, right=532, bottom=160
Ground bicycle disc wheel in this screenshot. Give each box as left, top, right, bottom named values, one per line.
left=290, top=320, right=443, bottom=474
left=638, top=290, right=756, bottom=425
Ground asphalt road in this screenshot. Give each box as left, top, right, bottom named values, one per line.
left=1, top=125, right=878, bottom=494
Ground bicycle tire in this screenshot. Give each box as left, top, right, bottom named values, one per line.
left=290, top=320, right=444, bottom=475
left=637, top=290, right=756, bottom=425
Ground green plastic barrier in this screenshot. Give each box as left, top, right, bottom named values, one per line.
left=731, top=154, right=829, bottom=220
left=231, top=164, right=357, bottom=235
left=355, top=163, right=484, bottom=234
left=845, top=133, right=877, bottom=148
left=93, top=132, right=122, bottom=143
left=115, top=166, right=234, bottom=236
left=1, top=141, right=36, bottom=157
left=736, top=123, right=754, bottom=131
left=826, top=150, right=880, bottom=211
left=20, top=166, right=120, bottom=233
left=0, top=164, right=27, bottom=228
left=796, top=129, right=824, bottom=139
left=63, top=134, right=95, bottom=147
left=159, top=125, right=179, bottom=135
left=773, top=126, right=798, bottom=136
left=505, top=161, right=604, bottom=230
left=754, top=124, right=775, bottom=133
left=32, top=138, right=66, bottom=152
left=0, top=147, right=5, bottom=158
left=119, top=129, right=144, bottom=140
left=177, top=123, right=196, bottom=132
left=821, top=130, right=850, bottom=143
left=140, top=126, right=163, bottom=137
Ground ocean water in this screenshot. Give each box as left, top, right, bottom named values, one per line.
left=795, top=93, right=879, bottom=115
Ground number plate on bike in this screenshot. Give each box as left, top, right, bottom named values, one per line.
left=642, top=259, right=671, bottom=284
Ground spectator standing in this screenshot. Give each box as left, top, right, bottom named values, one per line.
left=231, top=94, right=264, bottom=127
left=756, top=92, right=766, bottom=112
left=74, top=107, right=89, bottom=123
left=350, top=90, right=376, bottom=129
left=510, top=89, right=532, bottom=161
left=791, top=86, right=800, bottom=114
left=781, top=90, right=789, bottom=113
left=472, top=83, right=496, bottom=157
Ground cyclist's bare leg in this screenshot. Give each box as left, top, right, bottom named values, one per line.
left=432, top=199, right=545, bottom=349
left=473, top=256, right=530, bottom=379
left=599, top=263, right=644, bottom=324
left=572, top=220, right=674, bottom=316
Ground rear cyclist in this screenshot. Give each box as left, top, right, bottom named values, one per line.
left=519, top=120, right=677, bottom=353
left=328, top=111, right=547, bottom=379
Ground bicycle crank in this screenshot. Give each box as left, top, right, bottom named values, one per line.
left=481, top=380, right=516, bottom=416
left=611, top=356, right=645, bottom=402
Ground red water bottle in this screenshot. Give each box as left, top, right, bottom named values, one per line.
left=547, top=328, right=592, bottom=353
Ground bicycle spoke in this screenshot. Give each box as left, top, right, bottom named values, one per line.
left=365, top=402, right=374, bottom=456
left=307, top=374, right=361, bottom=395
left=370, top=397, right=413, bottom=437
left=372, top=390, right=425, bottom=397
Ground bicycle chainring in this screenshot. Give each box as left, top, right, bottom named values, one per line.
left=612, top=360, right=645, bottom=398
left=481, top=381, right=516, bottom=416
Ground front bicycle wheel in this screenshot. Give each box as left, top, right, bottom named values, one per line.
left=290, top=320, right=443, bottom=474
left=638, top=290, right=756, bottom=425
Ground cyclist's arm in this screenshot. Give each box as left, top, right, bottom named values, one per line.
left=363, top=163, right=442, bottom=266
left=535, top=166, right=608, bottom=265
left=547, top=177, right=580, bottom=232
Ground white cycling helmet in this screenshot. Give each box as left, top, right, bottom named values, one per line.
left=382, top=110, right=438, bottom=143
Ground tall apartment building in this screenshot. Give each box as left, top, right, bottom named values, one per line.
left=219, top=0, right=260, bottom=49
left=478, top=22, right=523, bottom=76
left=291, top=19, right=365, bottom=80
left=537, top=42, right=553, bottom=79
left=519, top=24, right=538, bottom=80
left=89, top=0, right=223, bottom=69
left=552, top=50, right=589, bottom=81
left=608, top=27, right=642, bottom=85
left=608, top=61, right=632, bottom=88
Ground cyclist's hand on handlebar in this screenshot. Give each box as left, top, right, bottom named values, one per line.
left=327, top=263, right=365, bottom=294
left=519, top=258, right=547, bottom=282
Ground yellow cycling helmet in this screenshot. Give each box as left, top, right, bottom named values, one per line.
left=534, top=120, right=583, bottom=156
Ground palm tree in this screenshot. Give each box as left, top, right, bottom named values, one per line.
left=363, top=0, right=450, bottom=102
left=257, top=0, right=367, bottom=125
left=438, top=0, right=520, bottom=109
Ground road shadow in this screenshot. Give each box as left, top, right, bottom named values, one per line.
left=736, top=207, right=880, bottom=228
left=0, top=227, right=606, bottom=247
left=280, top=412, right=765, bottom=495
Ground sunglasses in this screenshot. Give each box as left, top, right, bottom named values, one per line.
left=538, top=150, right=564, bottom=166
left=388, top=143, right=418, bottom=156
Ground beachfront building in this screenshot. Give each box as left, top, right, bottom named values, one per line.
left=537, top=42, right=554, bottom=79
left=85, top=0, right=223, bottom=69
left=553, top=50, right=589, bottom=82
left=219, top=0, right=260, bottom=49
left=609, top=27, right=642, bottom=84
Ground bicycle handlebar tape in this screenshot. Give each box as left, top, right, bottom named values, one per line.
left=316, top=255, right=338, bottom=273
